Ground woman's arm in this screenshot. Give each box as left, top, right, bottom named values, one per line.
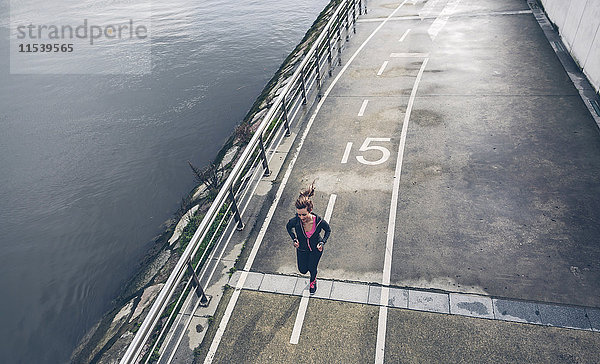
left=286, top=217, right=297, bottom=240
left=319, top=219, right=331, bottom=245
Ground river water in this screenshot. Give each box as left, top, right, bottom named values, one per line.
left=0, top=0, right=328, bottom=362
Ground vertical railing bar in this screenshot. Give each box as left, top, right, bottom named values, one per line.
left=187, top=259, right=209, bottom=303
left=258, top=134, right=271, bottom=177
left=336, top=16, right=343, bottom=65
left=289, top=89, right=303, bottom=124
left=353, top=0, right=357, bottom=34
left=227, top=186, right=245, bottom=230
left=300, top=69, right=308, bottom=105
left=326, top=27, right=334, bottom=76
left=281, top=98, right=291, bottom=136
left=345, top=2, right=350, bottom=41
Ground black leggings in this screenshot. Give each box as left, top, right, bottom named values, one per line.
left=296, top=249, right=322, bottom=282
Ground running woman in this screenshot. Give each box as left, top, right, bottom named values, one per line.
left=286, top=183, right=331, bottom=294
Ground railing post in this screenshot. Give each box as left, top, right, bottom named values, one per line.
left=300, top=70, right=308, bottom=105
left=228, top=186, right=245, bottom=230
left=281, top=99, right=291, bottom=137
left=336, top=23, right=342, bottom=66
left=345, top=3, right=350, bottom=41
left=359, top=0, right=362, bottom=15
left=353, top=1, right=357, bottom=34
left=326, top=28, right=334, bottom=76
left=187, top=260, right=209, bottom=306
left=258, top=135, right=271, bottom=177
left=314, top=54, right=322, bottom=98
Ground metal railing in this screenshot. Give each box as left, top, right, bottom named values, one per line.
left=120, top=0, right=364, bottom=362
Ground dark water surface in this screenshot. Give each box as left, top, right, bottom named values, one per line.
left=0, top=0, right=328, bottom=362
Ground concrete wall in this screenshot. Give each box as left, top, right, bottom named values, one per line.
left=540, top=0, right=600, bottom=93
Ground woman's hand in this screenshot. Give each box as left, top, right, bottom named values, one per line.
left=293, top=239, right=299, bottom=248
left=317, top=242, right=323, bottom=252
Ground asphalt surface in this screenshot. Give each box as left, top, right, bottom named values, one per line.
left=198, top=0, right=600, bottom=362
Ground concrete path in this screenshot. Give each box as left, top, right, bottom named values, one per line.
left=197, top=0, right=600, bottom=362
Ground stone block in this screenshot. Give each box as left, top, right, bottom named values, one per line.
left=586, top=308, right=600, bottom=332
left=330, top=281, right=369, bottom=304
left=493, top=299, right=542, bottom=324
left=538, top=303, right=591, bottom=330
left=408, top=290, right=449, bottom=314
left=312, top=279, right=334, bottom=299
left=388, top=288, right=409, bottom=309
left=294, top=277, right=311, bottom=296
left=243, top=271, right=264, bottom=290
left=259, top=274, right=297, bottom=295
left=450, top=293, right=494, bottom=319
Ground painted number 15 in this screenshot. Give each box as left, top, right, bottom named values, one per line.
left=341, top=137, right=391, bottom=165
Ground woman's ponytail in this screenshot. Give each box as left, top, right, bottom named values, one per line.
left=295, top=181, right=316, bottom=211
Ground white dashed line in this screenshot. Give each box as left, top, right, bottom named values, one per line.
left=377, top=61, right=389, bottom=76
left=358, top=99, right=369, bottom=116
left=324, top=194, right=337, bottom=222
left=341, top=142, right=353, bottom=164
left=399, top=28, right=411, bottom=42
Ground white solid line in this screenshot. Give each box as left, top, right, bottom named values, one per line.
left=399, top=28, right=411, bottom=42
left=289, top=193, right=336, bottom=345
left=375, top=58, right=429, bottom=364
left=375, top=305, right=388, bottom=362
left=204, top=1, right=409, bottom=361
left=390, top=52, right=429, bottom=58
left=377, top=61, right=389, bottom=76
left=341, top=142, right=353, bottom=164
left=290, top=290, right=311, bottom=344
left=358, top=99, right=369, bottom=116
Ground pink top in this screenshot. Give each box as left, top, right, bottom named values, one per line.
left=305, top=216, right=317, bottom=238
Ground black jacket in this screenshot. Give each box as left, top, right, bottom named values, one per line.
left=286, top=213, right=331, bottom=252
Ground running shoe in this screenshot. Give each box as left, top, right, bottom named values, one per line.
left=309, top=279, right=317, bottom=294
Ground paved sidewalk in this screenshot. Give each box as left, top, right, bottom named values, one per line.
left=229, top=271, right=600, bottom=331
left=195, top=0, right=600, bottom=362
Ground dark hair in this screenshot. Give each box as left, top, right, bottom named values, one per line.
left=295, top=181, right=315, bottom=212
